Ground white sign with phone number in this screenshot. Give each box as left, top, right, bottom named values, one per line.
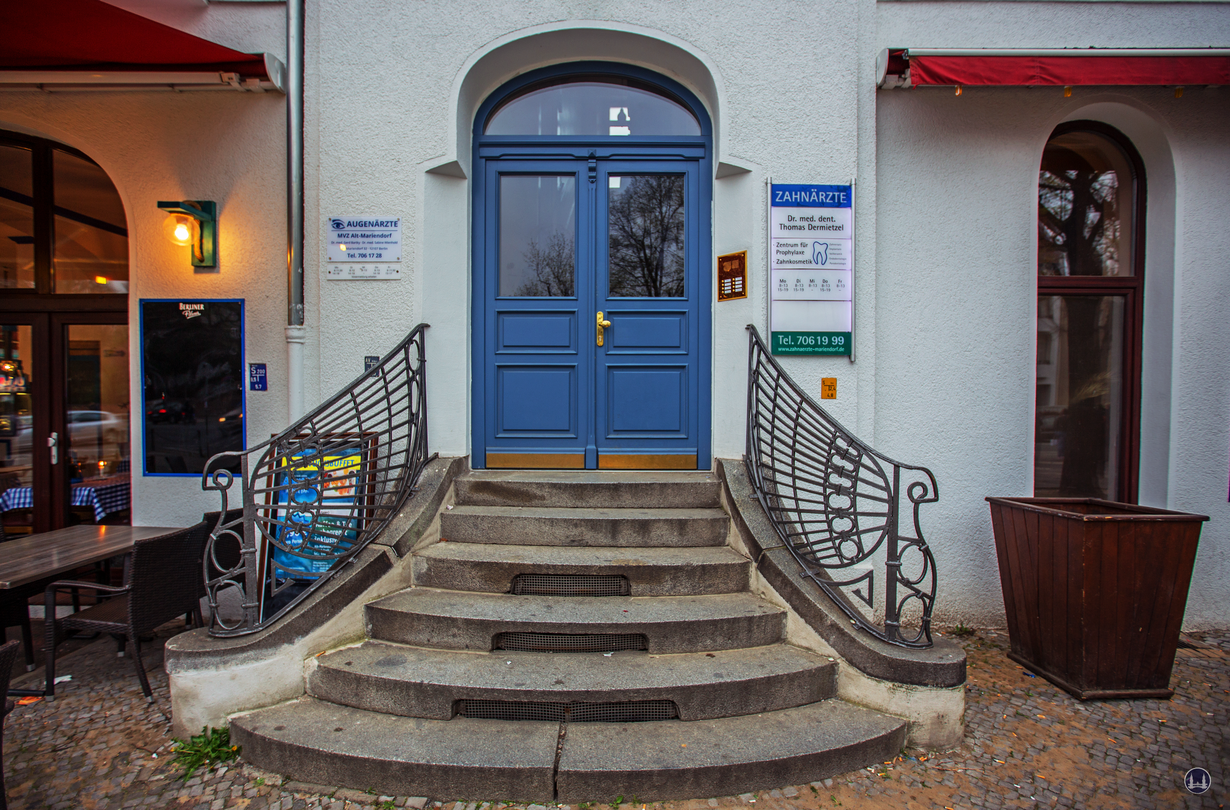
left=326, top=216, right=401, bottom=276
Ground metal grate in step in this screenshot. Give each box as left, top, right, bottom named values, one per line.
left=493, top=631, right=648, bottom=652
left=511, top=573, right=630, bottom=597
left=455, top=699, right=678, bottom=723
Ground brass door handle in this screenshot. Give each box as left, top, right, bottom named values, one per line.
left=596, top=311, right=612, bottom=346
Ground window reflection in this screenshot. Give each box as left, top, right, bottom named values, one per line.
left=608, top=175, right=685, bottom=298
left=486, top=79, right=700, bottom=137
left=0, top=144, right=35, bottom=290
left=1038, top=132, right=1134, bottom=277
left=499, top=176, right=576, bottom=297
left=1034, top=295, right=1124, bottom=499
left=53, top=150, right=129, bottom=293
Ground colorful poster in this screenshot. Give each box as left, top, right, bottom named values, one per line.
left=271, top=447, right=363, bottom=579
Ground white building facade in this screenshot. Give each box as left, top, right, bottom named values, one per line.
left=1, top=0, right=1227, bottom=629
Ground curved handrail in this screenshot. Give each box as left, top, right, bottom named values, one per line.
left=200, top=324, right=432, bottom=636
left=744, top=324, right=937, bottom=647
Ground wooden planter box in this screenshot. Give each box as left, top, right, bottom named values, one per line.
left=986, top=497, right=1207, bottom=700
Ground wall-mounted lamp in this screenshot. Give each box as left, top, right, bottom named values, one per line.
left=157, top=200, right=217, bottom=267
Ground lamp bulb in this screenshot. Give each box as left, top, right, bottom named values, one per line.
left=164, top=213, right=194, bottom=247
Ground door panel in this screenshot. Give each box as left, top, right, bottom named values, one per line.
left=477, top=156, right=708, bottom=469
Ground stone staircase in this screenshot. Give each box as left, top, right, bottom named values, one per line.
left=230, top=471, right=907, bottom=802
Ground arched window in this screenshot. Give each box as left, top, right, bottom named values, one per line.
left=0, top=132, right=128, bottom=294
left=1035, top=123, right=1144, bottom=502
left=0, top=130, right=129, bottom=533
left=484, top=75, right=701, bottom=137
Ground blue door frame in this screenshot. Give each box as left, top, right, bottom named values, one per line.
left=471, top=65, right=712, bottom=470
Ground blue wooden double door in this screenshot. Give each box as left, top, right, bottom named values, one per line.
left=473, top=146, right=711, bottom=469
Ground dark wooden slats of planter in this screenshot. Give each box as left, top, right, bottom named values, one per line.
left=986, top=497, right=1207, bottom=701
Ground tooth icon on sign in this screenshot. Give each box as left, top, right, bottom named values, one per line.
left=812, top=242, right=829, bottom=266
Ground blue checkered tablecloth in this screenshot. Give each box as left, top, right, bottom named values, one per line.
left=0, top=474, right=130, bottom=521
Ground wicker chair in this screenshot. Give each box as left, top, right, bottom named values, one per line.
left=0, top=638, right=22, bottom=810
left=43, top=521, right=210, bottom=700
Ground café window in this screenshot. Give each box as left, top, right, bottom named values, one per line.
left=1035, top=123, right=1144, bottom=502
left=0, top=132, right=128, bottom=294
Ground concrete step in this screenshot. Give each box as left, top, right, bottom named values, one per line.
left=455, top=470, right=722, bottom=509
left=555, top=699, right=907, bottom=801
left=366, top=589, right=785, bottom=653
left=231, top=697, right=559, bottom=801
left=440, top=505, right=729, bottom=547
left=231, top=696, right=906, bottom=802
left=308, top=641, right=836, bottom=721
left=413, top=543, right=751, bottom=596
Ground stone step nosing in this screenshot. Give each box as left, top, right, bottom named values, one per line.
left=365, top=591, right=786, bottom=653
left=231, top=697, right=906, bottom=803
left=412, top=543, right=751, bottom=596
left=440, top=506, right=731, bottom=548
left=307, top=643, right=837, bottom=721
left=454, top=472, right=722, bottom=509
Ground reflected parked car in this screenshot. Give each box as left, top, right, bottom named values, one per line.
left=67, top=410, right=128, bottom=446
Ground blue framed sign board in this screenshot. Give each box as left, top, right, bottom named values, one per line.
left=139, top=299, right=245, bottom=475
left=769, top=184, right=854, bottom=356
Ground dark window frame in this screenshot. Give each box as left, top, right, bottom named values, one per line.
left=1037, top=120, right=1146, bottom=503
left=0, top=129, right=128, bottom=305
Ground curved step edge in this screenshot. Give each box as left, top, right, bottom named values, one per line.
left=556, top=699, right=907, bottom=802
left=307, top=642, right=837, bottom=721
left=230, top=697, right=559, bottom=802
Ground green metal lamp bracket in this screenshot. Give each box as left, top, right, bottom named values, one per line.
left=157, top=200, right=217, bottom=267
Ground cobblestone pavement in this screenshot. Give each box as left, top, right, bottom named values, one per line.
left=2, top=626, right=1226, bottom=809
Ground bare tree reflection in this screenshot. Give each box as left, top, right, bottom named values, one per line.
left=514, top=233, right=575, bottom=297
left=608, top=176, right=685, bottom=297
left=1037, top=145, right=1124, bottom=498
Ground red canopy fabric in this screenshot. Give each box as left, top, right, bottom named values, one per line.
left=882, top=49, right=1230, bottom=88
left=0, top=0, right=271, bottom=79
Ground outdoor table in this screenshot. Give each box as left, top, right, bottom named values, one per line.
left=0, top=474, right=131, bottom=523
left=1, top=524, right=176, bottom=696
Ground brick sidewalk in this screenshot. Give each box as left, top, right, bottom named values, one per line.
left=2, top=626, right=1226, bottom=809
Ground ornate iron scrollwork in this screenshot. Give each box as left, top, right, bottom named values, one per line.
left=743, top=325, right=937, bottom=648
left=201, top=324, right=433, bottom=636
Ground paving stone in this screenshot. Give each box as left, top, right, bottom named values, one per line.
left=5, top=625, right=1228, bottom=809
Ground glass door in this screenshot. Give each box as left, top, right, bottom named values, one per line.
left=0, top=316, right=128, bottom=535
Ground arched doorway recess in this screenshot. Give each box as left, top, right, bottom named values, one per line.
left=471, top=63, right=713, bottom=470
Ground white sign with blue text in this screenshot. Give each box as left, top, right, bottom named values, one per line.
left=769, top=184, right=853, bottom=356
left=326, top=216, right=401, bottom=279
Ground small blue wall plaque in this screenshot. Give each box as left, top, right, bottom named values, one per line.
left=364, top=356, right=380, bottom=373
left=249, top=363, right=268, bottom=391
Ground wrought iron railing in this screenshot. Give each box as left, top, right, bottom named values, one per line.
left=201, top=324, right=432, bottom=636
left=744, top=325, right=937, bottom=648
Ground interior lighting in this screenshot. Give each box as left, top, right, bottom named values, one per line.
left=954, top=85, right=962, bottom=96
left=1064, top=86, right=1073, bottom=97
left=157, top=200, right=217, bottom=267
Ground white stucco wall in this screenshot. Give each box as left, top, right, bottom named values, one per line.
left=0, top=83, right=288, bottom=527
left=3, top=0, right=1226, bottom=627
left=873, top=3, right=1230, bottom=627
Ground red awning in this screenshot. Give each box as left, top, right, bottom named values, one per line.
left=878, top=48, right=1230, bottom=89
left=0, top=0, right=284, bottom=91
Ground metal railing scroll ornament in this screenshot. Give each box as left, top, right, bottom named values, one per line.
left=201, top=324, right=432, bottom=636
left=743, top=325, right=937, bottom=648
